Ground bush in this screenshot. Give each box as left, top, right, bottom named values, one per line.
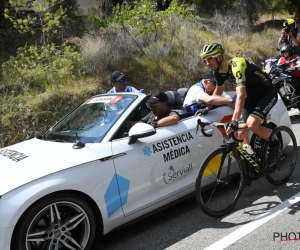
left=2, top=43, right=84, bottom=90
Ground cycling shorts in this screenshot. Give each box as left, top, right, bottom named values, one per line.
left=239, top=85, right=278, bottom=124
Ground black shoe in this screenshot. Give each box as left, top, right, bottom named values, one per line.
left=266, top=138, right=280, bottom=173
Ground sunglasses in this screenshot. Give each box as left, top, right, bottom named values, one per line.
left=203, top=54, right=219, bottom=64
left=118, top=78, right=128, bottom=83
left=146, top=102, right=161, bottom=108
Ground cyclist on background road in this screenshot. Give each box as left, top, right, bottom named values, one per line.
left=200, top=43, right=279, bottom=167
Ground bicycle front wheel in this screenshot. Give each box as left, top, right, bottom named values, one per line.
left=265, top=126, right=297, bottom=185
left=195, top=147, right=246, bottom=217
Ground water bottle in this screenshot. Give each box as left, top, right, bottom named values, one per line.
left=243, top=144, right=254, bottom=156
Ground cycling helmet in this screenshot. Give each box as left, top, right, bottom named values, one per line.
left=280, top=44, right=293, bottom=56
left=200, top=43, right=224, bottom=59
left=283, top=18, right=296, bottom=26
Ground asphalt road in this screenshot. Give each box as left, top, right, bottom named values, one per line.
left=93, top=109, right=300, bottom=250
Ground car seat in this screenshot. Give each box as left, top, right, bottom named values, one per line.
left=165, top=91, right=183, bottom=108
left=165, top=91, right=194, bottom=119
left=177, top=88, right=189, bottom=103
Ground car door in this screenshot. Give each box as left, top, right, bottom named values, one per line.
left=111, top=114, right=222, bottom=217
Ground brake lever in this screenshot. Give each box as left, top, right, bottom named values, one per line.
left=196, top=119, right=212, bottom=137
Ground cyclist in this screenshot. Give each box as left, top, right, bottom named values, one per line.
left=200, top=43, right=279, bottom=168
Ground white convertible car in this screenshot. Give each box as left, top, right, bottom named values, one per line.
left=0, top=91, right=291, bottom=250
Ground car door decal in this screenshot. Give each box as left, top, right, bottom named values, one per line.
left=104, top=173, right=130, bottom=217
left=163, top=163, right=194, bottom=184
left=141, top=132, right=194, bottom=162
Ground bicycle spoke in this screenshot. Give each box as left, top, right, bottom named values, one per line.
left=196, top=147, right=245, bottom=217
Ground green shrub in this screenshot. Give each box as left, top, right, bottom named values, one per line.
left=2, top=43, right=84, bottom=89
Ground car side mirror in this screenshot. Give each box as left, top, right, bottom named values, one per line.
left=128, top=123, right=156, bottom=144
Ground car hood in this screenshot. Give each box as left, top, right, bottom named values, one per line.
left=0, top=138, right=105, bottom=195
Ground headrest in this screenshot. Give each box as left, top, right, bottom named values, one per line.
left=177, top=88, right=188, bottom=99
left=165, top=91, right=183, bottom=107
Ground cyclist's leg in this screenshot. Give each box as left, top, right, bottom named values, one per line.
left=237, top=109, right=250, bottom=145
left=237, top=100, right=255, bottom=154
left=248, top=86, right=279, bottom=167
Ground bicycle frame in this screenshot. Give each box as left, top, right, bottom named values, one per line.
left=196, top=118, right=266, bottom=175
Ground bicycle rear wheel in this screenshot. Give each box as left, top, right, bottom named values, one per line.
left=195, top=147, right=246, bottom=217
left=265, top=126, right=297, bottom=185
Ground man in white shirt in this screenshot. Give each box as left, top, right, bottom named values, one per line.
left=183, top=70, right=235, bottom=115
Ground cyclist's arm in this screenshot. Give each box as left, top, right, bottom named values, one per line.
left=232, top=86, right=245, bottom=121
left=213, top=85, right=224, bottom=96
left=230, top=58, right=247, bottom=121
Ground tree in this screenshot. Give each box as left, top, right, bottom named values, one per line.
left=3, top=0, right=83, bottom=86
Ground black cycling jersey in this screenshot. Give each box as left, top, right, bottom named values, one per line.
left=213, top=57, right=277, bottom=122
left=214, top=57, right=272, bottom=96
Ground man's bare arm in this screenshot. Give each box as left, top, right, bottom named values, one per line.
left=199, top=94, right=234, bottom=108
left=206, top=85, right=225, bottom=110
left=156, top=114, right=179, bottom=127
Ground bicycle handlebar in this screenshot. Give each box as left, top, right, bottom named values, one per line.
left=196, top=119, right=243, bottom=143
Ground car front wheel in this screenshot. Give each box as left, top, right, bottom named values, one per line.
left=11, top=193, right=96, bottom=250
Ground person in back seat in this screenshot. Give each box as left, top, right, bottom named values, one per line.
left=183, top=70, right=235, bottom=115
left=127, top=91, right=179, bottom=128
left=107, top=71, right=139, bottom=93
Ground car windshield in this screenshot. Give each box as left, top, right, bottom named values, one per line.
left=44, top=95, right=137, bottom=143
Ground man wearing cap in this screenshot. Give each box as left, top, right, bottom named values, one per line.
left=183, top=70, right=234, bottom=115
left=128, top=91, right=179, bottom=128
left=278, top=18, right=300, bottom=55
left=141, top=91, right=179, bottom=127
left=107, top=71, right=139, bottom=93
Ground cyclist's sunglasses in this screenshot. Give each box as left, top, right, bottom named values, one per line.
left=203, top=54, right=219, bottom=64
left=117, top=78, right=128, bottom=83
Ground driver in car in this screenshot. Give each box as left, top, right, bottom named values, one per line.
left=128, top=92, right=179, bottom=128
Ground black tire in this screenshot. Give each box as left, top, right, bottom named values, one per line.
left=265, top=126, right=297, bottom=185
left=195, top=147, right=246, bottom=217
left=11, top=192, right=96, bottom=250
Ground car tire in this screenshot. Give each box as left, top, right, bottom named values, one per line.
left=11, top=192, right=96, bottom=250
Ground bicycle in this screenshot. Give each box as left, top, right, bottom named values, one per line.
left=195, top=118, right=297, bottom=217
